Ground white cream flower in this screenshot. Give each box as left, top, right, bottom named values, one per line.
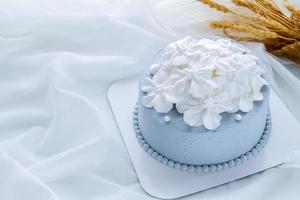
left=170, top=67, right=217, bottom=98
left=176, top=95, right=201, bottom=114
left=142, top=71, right=178, bottom=113
left=228, top=64, right=268, bottom=112
left=141, top=37, right=268, bottom=130
left=158, top=37, right=196, bottom=73
left=183, top=95, right=231, bottom=130
left=149, top=64, right=161, bottom=75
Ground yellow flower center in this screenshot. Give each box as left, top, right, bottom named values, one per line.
left=211, top=68, right=218, bottom=78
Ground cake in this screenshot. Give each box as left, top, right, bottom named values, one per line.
left=133, top=36, right=272, bottom=172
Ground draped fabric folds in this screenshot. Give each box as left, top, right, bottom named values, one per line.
left=0, top=0, right=299, bottom=199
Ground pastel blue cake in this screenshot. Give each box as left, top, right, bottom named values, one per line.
left=134, top=36, right=272, bottom=172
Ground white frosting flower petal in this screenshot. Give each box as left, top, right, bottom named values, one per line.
left=142, top=78, right=155, bottom=92
left=153, top=94, right=173, bottom=113
left=174, top=79, right=187, bottom=95
left=183, top=107, right=203, bottom=127
left=153, top=71, right=168, bottom=85
left=212, top=103, right=229, bottom=114
left=163, top=86, right=182, bottom=103
left=176, top=102, right=189, bottom=113
left=141, top=93, right=155, bottom=108
left=191, top=79, right=216, bottom=98
left=172, top=55, right=189, bottom=66
left=171, top=69, right=193, bottom=95
left=251, top=79, right=264, bottom=100
left=202, top=110, right=222, bottom=130
left=170, top=68, right=186, bottom=83
left=239, top=96, right=254, bottom=112
left=190, top=80, right=204, bottom=98
left=176, top=95, right=200, bottom=113
left=141, top=72, right=174, bottom=113
left=150, top=64, right=161, bottom=75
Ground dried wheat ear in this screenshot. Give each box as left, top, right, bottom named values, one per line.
left=198, top=0, right=300, bottom=64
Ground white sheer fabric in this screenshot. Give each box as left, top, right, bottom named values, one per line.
left=0, top=0, right=299, bottom=199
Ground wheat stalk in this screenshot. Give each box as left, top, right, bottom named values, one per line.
left=284, top=0, right=297, bottom=13
left=211, top=21, right=279, bottom=39
left=250, top=17, right=300, bottom=39
left=197, top=0, right=300, bottom=63
left=273, top=42, right=300, bottom=63
left=197, top=0, right=233, bottom=13
left=258, top=0, right=282, bottom=15
left=232, top=0, right=268, bottom=17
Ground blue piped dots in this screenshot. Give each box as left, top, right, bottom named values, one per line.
left=209, top=165, right=216, bottom=172
left=228, top=160, right=235, bottom=168
left=147, top=148, right=154, bottom=155
left=251, top=148, right=258, bottom=156
left=174, top=163, right=181, bottom=169
left=143, top=144, right=150, bottom=151
left=265, top=129, right=271, bottom=137
left=139, top=139, right=146, bottom=145
left=240, top=155, right=247, bottom=162
left=202, top=165, right=209, bottom=172
left=162, top=158, right=168, bottom=164
left=262, top=134, right=268, bottom=140
left=246, top=152, right=252, bottom=159
left=167, top=160, right=174, bottom=168
left=259, top=139, right=266, bottom=145
left=135, top=129, right=141, bottom=135
left=195, top=166, right=202, bottom=172
left=234, top=158, right=241, bottom=165
left=216, top=164, right=222, bottom=171
left=188, top=165, right=195, bottom=172
left=222, top=163, right=228, bottom=169
left=255, top=143, right=262, bottom=151
left=151, top=152, right=158, bottom=158
left=181, top=164, right=188, bottom=171
left=156, top=155, right=163, bottom=162
left=137, top=135, right=143, bottom=140
left=137, top=137, right=143, bottom=143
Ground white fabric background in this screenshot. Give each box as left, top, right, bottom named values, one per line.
left=0, top=0, right=299, bottom=199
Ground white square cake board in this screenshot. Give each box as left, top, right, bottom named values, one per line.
left=107, top=76, right=300, bottom=199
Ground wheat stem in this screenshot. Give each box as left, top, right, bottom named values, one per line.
left=211, top=21, right=278, bottom=38
left=197, top=0, right=234, bottom=13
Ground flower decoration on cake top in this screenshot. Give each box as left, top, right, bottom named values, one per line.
left=141, top=36, right=268, bottom=130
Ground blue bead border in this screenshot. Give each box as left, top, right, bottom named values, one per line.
left=133, top=104, right=272, bottom=173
